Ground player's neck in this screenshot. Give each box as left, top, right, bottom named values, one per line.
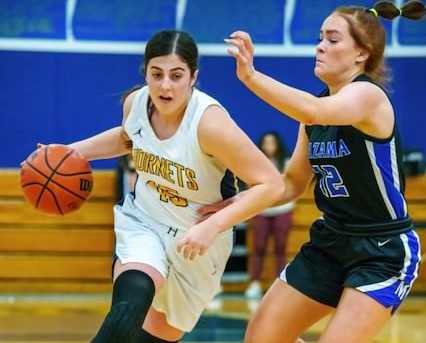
left=150, top=104, right=187, bottom=140
left=327, top=69, right=363, bottom=95
left=153, top=104, right=186, bottom=127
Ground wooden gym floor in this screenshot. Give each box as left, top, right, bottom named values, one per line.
left=0, top=293, right=425, bottom=343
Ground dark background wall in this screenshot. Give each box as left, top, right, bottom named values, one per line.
left=0, top=0, right=425, bottom=168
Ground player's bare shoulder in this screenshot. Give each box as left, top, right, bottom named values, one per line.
left=198, top=105, right=234, bottom=150
left=341, top=81, right=388, bottom=107
left=198, top=104, right=246, bottom=158
left=199, top=105, right=232, bottom=134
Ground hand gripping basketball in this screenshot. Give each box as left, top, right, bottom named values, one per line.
left=20, top=144, right=93, bottom=215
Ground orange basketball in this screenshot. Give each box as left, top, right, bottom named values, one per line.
left=20, top=144, right=93, bottom=215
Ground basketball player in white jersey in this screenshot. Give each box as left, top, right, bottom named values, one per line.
left=65, top=30, right=284, bottom=343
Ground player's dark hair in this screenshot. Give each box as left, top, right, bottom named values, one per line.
left=141, top=30, right=199, bottom=77
left=335, top=0, right=425, bottom=86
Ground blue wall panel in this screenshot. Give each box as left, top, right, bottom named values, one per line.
left=73, top=0, right=176, bottom=41
left=183, top=0, right=285, bottom=44
left=0, top=0, right=66, bottom=39
left=0, top=51, right=141, bottom=168
left=399, top=17, right=426, bottom=45
left=1, top=51, right=425, bottom=168
left=0, top=0, right=421, bottom=44
left=387, top=58, right=426, bottom=151
left=291, top=0, right=393, bottom=44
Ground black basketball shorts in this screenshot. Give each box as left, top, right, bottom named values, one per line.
left=281, top=219, right=421, bottom=313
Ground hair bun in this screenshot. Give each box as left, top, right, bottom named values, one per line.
left=371, top=0, right=425, bottom=20
left=373, top=1, right=401, bottom=19
left=401, top=0, right=426, bottom=19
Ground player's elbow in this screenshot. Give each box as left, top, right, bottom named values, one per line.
left=265, top=176, right=286, bottom=205
left=299, top=99, right=323, bottom=125
left=302, top=114, right=317, bottom=125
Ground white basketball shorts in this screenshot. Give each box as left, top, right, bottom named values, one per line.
left=114, top=194, right=233, bottom=332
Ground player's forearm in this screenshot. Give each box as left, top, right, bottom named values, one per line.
left=273, top=172, right=311, bottom=206
left=69, top=126, right=130, bottom=161
left=206, top=180, right=285, bottom=233
left=243, top=70, right=319, bottom=125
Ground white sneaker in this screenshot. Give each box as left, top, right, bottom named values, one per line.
left=245, top=281, right=262, bottom=299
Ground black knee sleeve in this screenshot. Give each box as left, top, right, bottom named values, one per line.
left=91, top=269, right=155, bottom=343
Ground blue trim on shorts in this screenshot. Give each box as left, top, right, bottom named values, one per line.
left=361, top=230, right=421, bottom=313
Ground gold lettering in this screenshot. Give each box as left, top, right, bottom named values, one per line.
left=157, top=185, right=172, bottom=202
left=185, top=168, right=199, bottom=191
left=169, top=194, right=188, bottom=207
left=146, top=180, right=157, bottom=190
left=147, top=154, right=157, bottom=174
left=173, top=162, right=185, bottom=188
left=132, top=149, right=198, bottom=192
left=158, top=185, right=188, bottom=207
left=145, top=180, right=188, bottom=207
left=151, top=155, right=161, bottom=176
left=142, top=151, right=150, bottom=172
left=132, top=149, right=145, bottom=171
left=160, top=158, right=174, bottom=183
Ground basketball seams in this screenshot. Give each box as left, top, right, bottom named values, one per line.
left=44, top=145, right=75, bottom=173
left=53, top=170, right=92, bottom=176
left=35, top=147, right=76, bottom=210
left=44, top=145, right=71, bottom=172
left=42, top=186, right=64, bottom=215
left=21, top=182, right=45, bottom=188
left=24, top=161, right=52, bottom=180
left=21, top=145, right=93, bottom=215
left=44, top=146, right=91, bottom=176
left=25, top=161, right=87, bottom=201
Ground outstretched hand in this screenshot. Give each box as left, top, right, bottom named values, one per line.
left=224, top=31, right=256, bottom=82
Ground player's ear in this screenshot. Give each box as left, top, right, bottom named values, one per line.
left=355, top=46, right=369, bottom=65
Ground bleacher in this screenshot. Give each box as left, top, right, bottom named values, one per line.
left=0, top=169, right=424, bottom=294
left=0, top=170, right=116, bottom=293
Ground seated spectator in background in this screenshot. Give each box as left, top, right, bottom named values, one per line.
left=246, top=132, right=294, bottom=299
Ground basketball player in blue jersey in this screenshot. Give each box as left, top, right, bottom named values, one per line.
left=63, top=30, right=284, bottom=343
left=200, top=1, right=425, bottom=342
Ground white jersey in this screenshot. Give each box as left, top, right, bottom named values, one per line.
left=124, top=86, right=237, bottom=230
